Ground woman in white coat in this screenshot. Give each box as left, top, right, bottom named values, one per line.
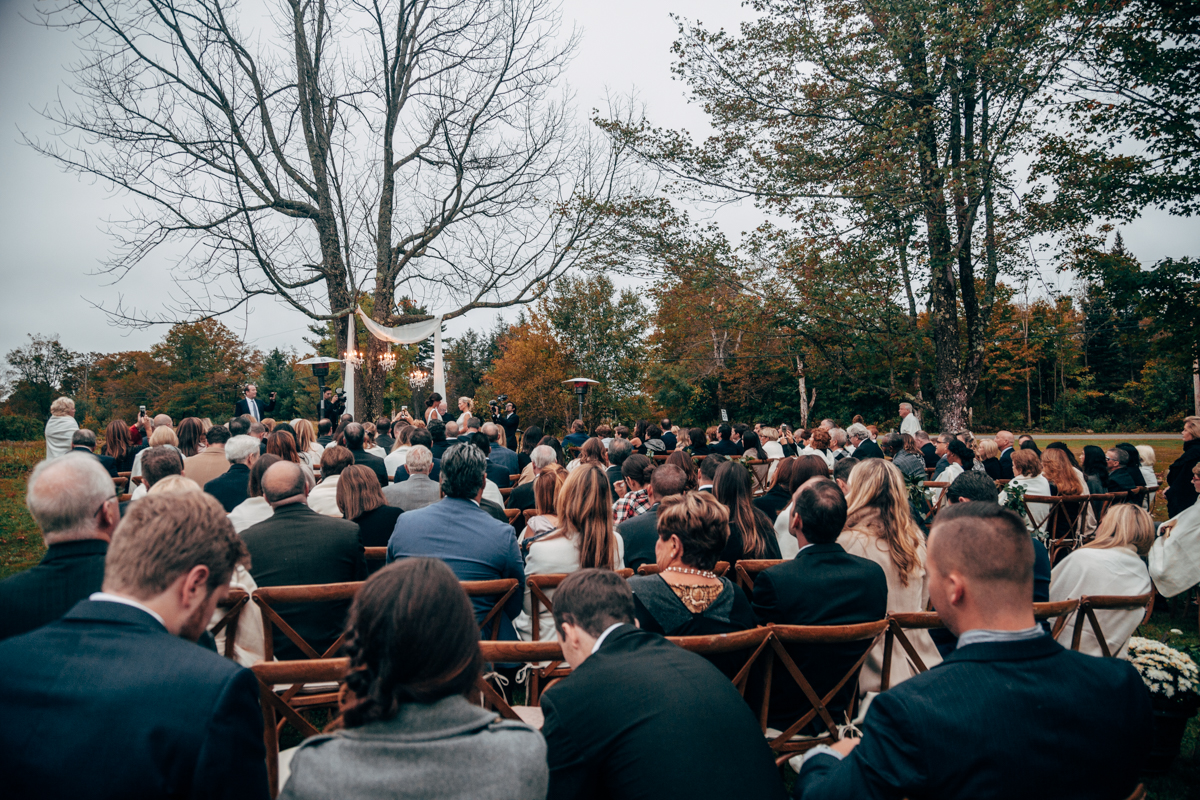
left=44, top=396, right=79, bottom=460
left=1050, top=504, right=1154, bottom=658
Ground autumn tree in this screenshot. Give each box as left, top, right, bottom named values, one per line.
left=4, top=334, right=83, bottom=417
left=483, top=316, right=576, bottom=432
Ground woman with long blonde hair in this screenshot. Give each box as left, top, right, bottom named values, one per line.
left=513, top=464, right=624, bottom=642
left=839, top=458, right=941, bottom=691
left=1051, top=504, right=1153, bottom=657
left=290, top=418, right=323, bottom=466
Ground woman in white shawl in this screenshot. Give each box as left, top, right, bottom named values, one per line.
left=1148, top=463, right=1200, bottom=599
left=44, top=396, right=79, bottom=460
left=1050, top=504, right=1154, bottom=658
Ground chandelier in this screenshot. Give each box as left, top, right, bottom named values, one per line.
left=378, top=351, right=398, bottom=370
left=343, top=349, right=364, bottom=367
left=408, top=366, right=431, bottom=388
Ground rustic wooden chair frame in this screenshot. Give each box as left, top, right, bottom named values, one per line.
left=734, top=559, right=785, bottom=595
left=923, top=481, right=950, bottom=519
left=1069, top=593, right=1155, bottom=657
left=1045, top=495, right=1090, bottom=565
left=211, top=588, right=250, bottom=660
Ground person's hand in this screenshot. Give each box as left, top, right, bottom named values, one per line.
left=614, top=480, right=628, bottom=498
left=269, top=391, right=277, bottom=400
left=831, top=737, right=861, bottom=756
left=1159, top=519, right=1177, bottom=538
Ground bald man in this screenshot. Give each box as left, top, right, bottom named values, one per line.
left=793, top=502, right=1152, bottom=800
left=994, top=430, right=1015, bottom=479
left=240, top=462, right=366, bottom=659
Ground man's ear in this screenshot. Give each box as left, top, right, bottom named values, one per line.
left=179, top=565, right=210, bottom=609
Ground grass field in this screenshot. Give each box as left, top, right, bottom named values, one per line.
left=1, top=437, right=1197, bottom=795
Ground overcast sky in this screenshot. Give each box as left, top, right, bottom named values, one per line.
left=1, top=0, right=1197, bottom=364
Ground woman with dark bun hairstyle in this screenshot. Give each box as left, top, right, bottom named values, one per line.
left=279, top=558, right=547, bottom=799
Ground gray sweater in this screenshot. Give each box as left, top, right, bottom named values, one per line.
left=280, top=695, right=547, bottom=800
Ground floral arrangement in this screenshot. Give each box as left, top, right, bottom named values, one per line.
left=1001, top=481, right=1027, bottom=519
left=1126, top=637, right=1200, bottom=704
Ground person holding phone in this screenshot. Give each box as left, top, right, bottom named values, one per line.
left=234, top=383, right=276, bottom=422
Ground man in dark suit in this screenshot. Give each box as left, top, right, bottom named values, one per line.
left=495, top=401, right=520, bottom=445
left=0, top=491, right=269, bottom=799
left=659, top=418, right=677, bottom=451
left=507, top=445, right=557, bottom=512
left=204, top=434, right=259, bottom=512
left=343, top=422, right=387, bottom=487
left=387, top=443, right=525, bottom=640
left=70, top=428, right=118, bottom=476
left=847, top=424, right=884, bottom=460
left=995, top=429, right=1016, bottom=479
left=793, top=502, right=1152, bottom=800
left=1105, top=447, right=1140, bottom=495
left=468, top=432, right=511, bottom=488
left=915, top=430, right=939, bottom=469
left=753, top=478, right=888, bottom=730
left=428, top=420, right=453, bottom=460
left=0, top=453, right=117, bottom=641
left=483, top=422, right=520, bottom=475
left=606, top=438, right=633, bottom=500
left=710, top=423, right=742, bottom=456
left=233, top=382, right=276, bottom=422
left=697, top=454, right=726, bottom=492
left=242, top=462, right=367, bottom=659
left=617, top=464, right=689, bottom=571
left=541, top=569, right=787, bottom=800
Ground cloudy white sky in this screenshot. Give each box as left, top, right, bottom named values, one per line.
left=1, top=0, right=1196, bottom=363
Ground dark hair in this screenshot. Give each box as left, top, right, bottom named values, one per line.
left=832, top=456, right=858, bottom=484
left=343, top=423, right=366, bottom=450
left=409, top=427, right=433, bottom=449
left=931, top=502, right=1033, bottom=588
left=700, top=453, right=728, bottom=481
left=521, top=426, right=543, bottom=455
left=1045, top=442, right=1080, bottom=469
left=740, top=431, right=768, bottom=460
left=1019, top=439, right=1042, bottom=457
left=142, top=446, right=185, bottom=488
left=538, top=435, right=566, bottom=467
left=425, top=392, right=443, bottom=409
left=688, top=428, right=707, bottom=450
left=946, top=470, right=999, bottom=503
left=718, top=423, right=732, bottom=440
left=789, top=454, right=832, bottom=494
left=340, top=559, right=483, bottom=728
left=376, top=418, right=392, bottom=436
left=948, top=439, right=974, bottom=469
left=1081, top=445, right=1107, bottom=479
left=105, top=419, right=131, bottom=460
left=468, top=431, right=491, bottom=456
left=441, top=443, right=487, bottom=499
left=205, top=425, right=231, bottom=445
left=792, top=478, right=847, bottom=544
left=552, top=569, right=636, bottom=638
left=427, top=420, right=447, bottom=443
left=248, top=454, right=282, bottom=498
left=646, top=424, right=662, bottom=440
left=176, top=417, right=206, bottom=458
left=650, top=463, right=688, bottom=500
left=228, top=416, right=252, bottom=437
left=666, top=449, right=699, bottom=490
left=621, top=454, right=655, bottom=486
left=1116, top=443, right=1142, bottom=470
left=320, top=445, right=355, bottom=477
left=318, top=418, right=333, bottom=435
left=769, top=456, right=797, bottom=492
left=713, top=461, right=773, bottom=558
left=879, top=432, right=903, bottom=456
left=572, top=419, right=586, bottom=433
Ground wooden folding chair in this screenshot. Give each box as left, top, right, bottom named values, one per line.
left=112, top=475, right=128, bottom=493
left=1046, top=495, right=1089, bottom=565
left=500, top=487, right=513, bottom=499
left=653, top=454, right=670, bottom=463
left=637, top=561, right=729, bottom=577
left=734, top=559, right=785, bottom=594
left=363, top=547, right=387, bottom=565
left=475, top=640, right=565, bottom=729
left=509, top=474, right=521, bottom=484
left=462, top=579, right=521, bottom=641
left=757, top=620, right=890, bottom=760
left=1019, top=494, right=1062, bottom=541
left=523, top=575, right=573, bottom=702
left=1069, top=594, right=1155, bottom=657
left=743, top=459, right=773, bottom=495
left=522, top=508, right=537, bottom=521
left=252, top=657, right=349, bottom=798
left=211, top=588, right=250, bottom=660
left=923, top=481, right=950, bottom=518
left=504, top=508, right=520, bottom=524
left=118, top=493, right=132, bottom=503
left=253, top=582, right=363, bottom=663
left=669, top=627, right=774, bottom=693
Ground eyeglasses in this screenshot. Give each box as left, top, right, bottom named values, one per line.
left=1105, top=457, right=1118, bottom=463
left=95, top=493, right=118, bottom=518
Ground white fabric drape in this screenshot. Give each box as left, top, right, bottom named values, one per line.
left=344, top=312, right=356, bottom=419
left=355, top=307, right=446, bottom=398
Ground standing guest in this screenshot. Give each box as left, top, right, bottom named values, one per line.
left=185, top=424, right=231, bottom=488
left=373, top=417, right=394, bottom=453
left=387, top=444, right=525, bottom=641
left=104, top=419, right=140, bottom=473
left=898, top=402, right=920, bottom=436
left=0, top=491, right=269, bottom=799
left=280, top=559, right=546, bottom=800
left=176, top=417, right=207, bottom=458
left=563, top=420, right=589, bottom=450
left=316, top=418, right=335, bottom=448
left=70, top=429, right=118, bottom=476
left=0, top=454, right=117, bottom=641
left=383, top=446, right=442, bottom=512
left=1104, top=447, right=1140, bottom=495
left=686, top=427, right=711, bottom=457
left=242, top=462, right=366, bottom=659
left=227, top=454, right=281, bottom=533
left=1082, top=445, right=1110, bottom=494
left=660, top=418, right=677, bottom=451
left=1165, top=416, right=1200, bottom=517
left=1051, top=504, right=1154, bottom=658
left=628, top=492, right=756, bottom=641
left=994, top=429, right=1016, bottom=479
left=771, top=454, right=834, bottom=559
left=713, top=461, right=781, bottom=567
left=666, top=448, right=700, bottom=491
left=617, top=464, right=689, bottom=572
left=915, top=430, right=938, bottom=469
left=540, top=570, right=787, bottom=800
left=794, top=502, right=1152, bottom=800
left=234, top=383, right=275, bottom=422
left=711, top=424, right=742, bottom=456
left=613, top=454, right=655, bottom=524
left=483, top=422, right=519, bottom=475
left=606, top=438, right=633, bottom=500
left=753, top=479, right=888, bottom=730
left=44, top=396, right=79, bottom=460
left=318, top=388, right=345, bottom=428
left=337, top=465, right=403, bottom=573
left=308, top=445, right=356, bottom=517
left=515, top=465, right=624, bottom=642
left=204, top=434, right=259, bottom=512
left=847, top=423, right=883, bottom=460
left=517, top=425, right=543, bottom=472
left=343, top=422, right=388, bottom=487
left=1149, top=464, right=1200, bottom=599
left=839, top=460, right=942, bottom=691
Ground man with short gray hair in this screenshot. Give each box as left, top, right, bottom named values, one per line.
left=71, top=428, right=118, bottom=476
left=0, top=454, right=119, bottom=641
left=204, top=434, right=259, bottom=512
left=387, top=443, right=525, bottom=639
left=898, top=402, right=920, bottom=436
left=383, top=445, right=440, bottom=511
left=507, top=444, right=559, bottom=514
left=846, top=423, right=883, bottom=460
left=829, top=428, right=850, bottom=461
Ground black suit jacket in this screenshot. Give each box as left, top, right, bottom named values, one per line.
left=711, top=439, right=742, bottom=456
left=997, top=447, right=1016, bottom=479
left=752, top=543, right=888, bottom=728
left=754, top=486, right=792, bottom=523
left=73, top=446, right=118, bottom=476
left=660, top=431, right=677, bottom=451
left=506, top=480, right=535, bottom=511
left=796, top=635, right=1151, bottom=800
left=430, top=440, right=453, bottom=460
left=605, top=464, right=623, bottom=501
left=541, top=624, right=786, bottom=800
left=1166, top=438, right=1200, bottom=517
left=204, top=463, right=251, bottom=512
left=617, top=504, right=661, bottom=571
left=500, top=412, right=520, bottom=445
left=920, top=442, right=938, bottom=469
left=486, top=462, right=511, bottom=489
left=852, top=439, right=884, bottom=460
left=242, top=504, right=367, bottom=659
left=348, top=447, right=388, bottom=487
left=0, top=600, right=268, bottom=799
left=1106, top=466, right=1139, bottom=496
left=0, top=539, right=108, bottom=642
left=394, top=459, right=441, bottom=483
left=233, top=396, right=275, bottom=420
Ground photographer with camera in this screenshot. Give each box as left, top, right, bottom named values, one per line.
left=319, top=387, right=346, bottom=427
left=234, top=384, right=276, bottom=422
left=490, top=397, right=518, bottom=446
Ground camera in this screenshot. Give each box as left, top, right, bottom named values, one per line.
left=488, top=394, right=508, bottom=408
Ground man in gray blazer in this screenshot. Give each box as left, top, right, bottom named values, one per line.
left=383, top=445, right=441, bottom=511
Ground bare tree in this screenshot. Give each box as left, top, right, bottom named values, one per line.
left=31, top=0, right=641, bottom=416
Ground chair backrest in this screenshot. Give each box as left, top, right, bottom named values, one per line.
left=461, top=578, right=521, bottom=640
left=476, top=640, right=566, bottom=717
left=363, top=546, right=387, bottom=564
left=500, top=487, right=513, bottom=498
left=112, top=475, right=128, bottom=493
left=742, top=459, right=774, bottom=494
left=504, top=508, right=520, bottom=523
left=509, top=474, right=521, bottom=483
left=923, top=481, right=950, bottom=518
left=1019, top=494, right=1063, bottom=539
left=1045, top=495, right=1089, bottom=564
left=522, top=508, right=537, bottom=521
left=252, top=582, right=364, bottom=662
left=637, top=561, right=730, bottom=577
left=668, top=627, right=773, bottom=696
left=734, top=559, right=785, bottom=594
left=1069, top=593, right=1154, bottom=657
left=211, top=588, right=250, bottom=660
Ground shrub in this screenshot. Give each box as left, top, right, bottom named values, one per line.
left=0, top=416, right=44, bottom=442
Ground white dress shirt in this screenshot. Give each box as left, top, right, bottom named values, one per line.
left=89, top=592, right=166, bottom=628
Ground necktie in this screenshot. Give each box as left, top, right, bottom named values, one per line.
left=250, top=399, right=259, bottom=421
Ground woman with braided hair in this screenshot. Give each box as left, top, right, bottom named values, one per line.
left=279, top=558, right=547, bottom=799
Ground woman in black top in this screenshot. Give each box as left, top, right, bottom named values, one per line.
left=754, top=456, right=796, bottom=522
left=337, top=465, right=402, bottom=574
left=713, top=461, right=781, bottom=568
left=1081, top=445, right=1109, bottom=494
left=516, top=426, right=542, bottom=472
left=104, top=419, right=143, bottom=473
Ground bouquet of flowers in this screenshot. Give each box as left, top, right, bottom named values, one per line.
left=1126, top=637, right=1200, bottom=705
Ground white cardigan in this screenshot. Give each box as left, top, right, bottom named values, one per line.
left=1050, top=546, right=1151, bottom=658
left=513, top=531, right=625, bottom=642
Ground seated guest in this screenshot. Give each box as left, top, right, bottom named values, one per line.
left=976, top=439, right=1003, bottom=479
left=104, top=418, right=141, bottom=473
left=483, top=422, right=519, bottom=475
left=628, top=491, right=755, bottom=641
left=280, top=558, right=546, bottom=800
left=606, top=438, right=633, bottom=500
left=761, top=427, right=786, bottom=459
left=266, top=428, right=316, bottom=489
left=753, top=478, right=887, bottom=730
left=0, top=492, right=269, bottom=798
left=1104, top=446, right=1140, bottom=496
left=393, top=427, right=441, bottom=483
left=697, top=453, right=726, bottom=492
left=617, top=464, right=689, bottom=572
left=337, top=465, right=403, bottom=563
left=772, top=454, right=833, bottom=559
left=1050, top=504, right=1154, bottom=657
left=710, top=423, right=742, bottom=456
left=129, top=445, right=187, bottom=500
left=129, top=414, right=176, bottom=479
left=915, top=430, right=938, bottom=469
left=148, top=475, right=202, bottom=495
left=832, top=456, right=858, bottom=494
left=540, top=570, right=786, bottom=800
left=316, top=418, right=335, bottom=448
left=308, top=445, right=355, bottom=517
left=847, top=423, right=882, bottom=459
left=1081, top=444, right=1110, bottom=494
left=801, top=429, right=836, bottom=470
left=242, top=462, right=367, bottom=659
left=373, top=417, right=394, bottom=452
left=713, top=460, right=781, bottom=566
left=998, top=449, right=1053, bottom=528
left=291, top=418, right=323, bottom=468
left=0, top=453, right=117, bottom=641
left=839, top=460, right=942, bottom=691
left=383, top=445, right=441, bottom=511
left=71, top=429, right=118, bottom=476
left=343, top=423, right=387, bottom=487
left=928, top=439, right=973, bottom=508
left=184, top=424, right=230, bottom=487
left=563, top=419, right=589, bottom=450
left=521, top=467, right=567, bottom=538
left=428, top=420, right=453, bottom=460
left=204, top=434, right=259, bottom=512
left=1136, top=445, right=1159, bottom=489
left=567, top=436, right=607, bottom=474
left=685, top=427, right=710, bottom=456
left=612, top=454, right=654, bottom=524
left=756, top=456, right=797, bottom=521
left=793, top=502, right=1152, bottom=800
left=383, top=423, right=413, bottom=477
left=879, top=433, right=923, bottom=482
left=469, top=432, right=512, bottom=489
left=515, top=465, right=624, bottom=642
left=660, top=418, right=677, bottom=451
left=227, top=454, right=281, bottom=533
left=507, top=444, right=557, bottom=512
left=666, top=448, right=700, bottom=490
left=516, top=425, right=543, bottom=472
left=1115, top=442, right=1147, bottom=488
left=387, top=444, right=525, bottom=640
